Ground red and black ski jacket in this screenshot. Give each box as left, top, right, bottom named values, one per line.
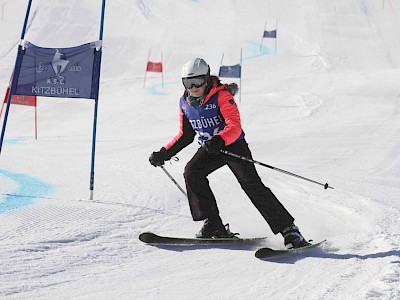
left=164, top=78, right=245, bottom=156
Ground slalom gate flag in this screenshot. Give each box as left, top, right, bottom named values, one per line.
left=263, top=30, right=277, bottom=38
left=15, top=41, right=101, bottom=99
left=218, top=64, right=241, bottom=78
left=146, top=61, right=163, bottom=73
left=3, top=86, right=36, bottom=106
left=0, top=0, right=106, bottom=199
left=3, top=72, right=37, bottom=107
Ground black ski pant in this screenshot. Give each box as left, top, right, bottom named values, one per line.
left=183, top=139, right=295, bottom=235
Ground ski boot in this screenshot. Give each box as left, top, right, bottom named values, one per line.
left=282, top=224, right=310, bottom=249
left=196, top=217, right=238, bottom=238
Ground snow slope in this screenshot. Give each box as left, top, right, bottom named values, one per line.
left=0, top=0, right=399, bottom=299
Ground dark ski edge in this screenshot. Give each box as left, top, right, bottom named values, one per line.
left=139, top=232, right=266, bottom=245
left=255, top=239, right=327, bottom=260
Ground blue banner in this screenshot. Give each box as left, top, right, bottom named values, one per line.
left=15, top=42, right=100, bottom=99
left=218, top=64, right=241, bottom=78
left=263, top=30, right=277, bottom=38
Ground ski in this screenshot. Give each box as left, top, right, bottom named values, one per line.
left=255, top=240, right=326, bottom=260
left=139, top=232, right=266, bottom=246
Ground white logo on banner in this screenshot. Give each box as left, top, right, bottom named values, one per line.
left=49, top=49, right=69, bottom=84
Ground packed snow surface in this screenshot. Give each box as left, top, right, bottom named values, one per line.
left=0, top=0, right=399, bottom=299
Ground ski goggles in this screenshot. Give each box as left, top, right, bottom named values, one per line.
left=182, top=76, right=206, bottom=89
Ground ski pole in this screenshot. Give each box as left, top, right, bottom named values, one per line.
left=160, top=165, right=188, bottom=198
left=220, top=150, right=333, bottom=190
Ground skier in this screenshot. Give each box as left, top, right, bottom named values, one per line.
left=149, top=58, right=310, bottom=249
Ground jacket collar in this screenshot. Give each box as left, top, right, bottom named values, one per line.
left=203, top=81, right=228, bottom=104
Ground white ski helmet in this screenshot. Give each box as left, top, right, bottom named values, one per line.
left=181, top=58, right=210, bottom=79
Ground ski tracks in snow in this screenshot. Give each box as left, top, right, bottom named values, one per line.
left=0, top=198, right=136, bottom=297
left=272, top=173, right=400, bottom=299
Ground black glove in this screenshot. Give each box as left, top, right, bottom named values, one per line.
left=149, top=147, right=171, bottom=167
left=202, top=135, right=225, bottom=155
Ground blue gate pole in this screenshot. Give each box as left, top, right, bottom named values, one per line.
left=0, top=0, right=33, bottom=156
left=89, top=0, right=106, bottom=200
